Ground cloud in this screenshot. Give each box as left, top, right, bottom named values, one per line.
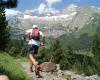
left=5, top=9, right=21, bottom=18
left=5, top=0, right=74, bottom=17
left=46, top=0, right=62, bottom=7
left=37, top=3, right=60, bottom=15
left=30, top=3, right=60, bottom=15
left=26, top=3, right=46, bottom=14
left=36, top=3, right=46, bottom=14
left=44, top=7, right=60, bottom=15
left=22, top=0, right=62, bottom=16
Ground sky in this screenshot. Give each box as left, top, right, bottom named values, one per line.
left=5, top=0, right=100, bottom=17
left=14, top=0, right=100, bottom=11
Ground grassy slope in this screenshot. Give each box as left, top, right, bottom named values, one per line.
left=74, top=25, right=97, bottom=38
left=58, top=20, right=100, bottom=50
left=0, top=52, right=31, bottom=80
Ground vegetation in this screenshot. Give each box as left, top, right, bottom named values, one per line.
left=36, top=15, right=100, bottom=75
left=74, top=24, right=97, bottom=38
left=0, top=0, right=18, bottom=8
left=0, top=52, right=31, bottom=80
left=92, top=34, right=100, bottom=59
left=6, top=35, right=99, bottom=76
left=0, top=0, right=18, bottom=51
left=0, top=6, right=10, bottom=51
left=50, top=40, right=64, bottom=63
left=0, top=1, right=32, bottom=80
left=38, top=38, right=100, bottom=76
left=0, top=1, right=100, bottom=77
left=6, top=39, right=28, bottom=57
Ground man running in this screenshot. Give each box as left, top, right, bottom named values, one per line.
left=24, top=25, right=45, bottom=78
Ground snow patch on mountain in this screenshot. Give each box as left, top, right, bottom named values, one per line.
left=5, top=9, right=22, bottom=19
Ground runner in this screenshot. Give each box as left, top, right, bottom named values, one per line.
left=24, top=25, right=45, bottom=78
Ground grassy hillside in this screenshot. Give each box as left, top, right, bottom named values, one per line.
left=75, top=25, right=97, bottom=38
left=0, top=52, right=31, bottom=80
left=75, top=13, right=100, bottom=38
left=37, top=39, right=100, bottom=76
left=58, top=13, right=100, bottom=50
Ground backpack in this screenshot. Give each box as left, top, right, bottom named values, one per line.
left=32, top=28, right=40, bottom=40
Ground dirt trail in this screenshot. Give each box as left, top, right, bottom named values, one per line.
left=20, top=62, right=66, bottom=80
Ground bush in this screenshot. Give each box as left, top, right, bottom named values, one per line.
left=60, top=58, right=70, bottom=70
left=0, top=52, right=31, bottom=80
left=68, top=53, right=97, bottom=76
left=6, top=39, right=28, bottom=57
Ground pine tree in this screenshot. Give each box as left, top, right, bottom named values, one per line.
left=51, top=39, right=64, bottom=63
left=0, top=6, right=10, bottom=51
left=0, top=0, right=18, bottom=8
left=92, top=34, right=100, bottom=60
left=67, top=44, right=74, bottom=57
left=0, top=0, right=17, bottom=51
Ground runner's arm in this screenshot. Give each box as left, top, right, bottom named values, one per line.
left=39, top=31, right=45, bottom=45
left=24, top=29, right=32, bottom=41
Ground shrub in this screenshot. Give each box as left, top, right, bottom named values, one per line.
left=0, top=52, right=31, bottom=80
left=6, top=39, right=28, bottom=57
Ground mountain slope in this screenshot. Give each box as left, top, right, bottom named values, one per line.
left=58, top=13, right=100, bottom=50
left=8, top=5, right=100, bottom=39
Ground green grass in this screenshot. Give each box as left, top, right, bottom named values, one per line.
left=75, top=25, right=97, bottom=38
left=16, top=56, right=29, bottom=62
left=0, top=52, right=31, bottom=80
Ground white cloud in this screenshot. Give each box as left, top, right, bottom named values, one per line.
left=46, top=0, right=62, bottom=7
left=31, top=2, right=60, bottom=15
left=26, top=3, right=46, bottom=14
left=5, top=9, right=21, bottom=17
left=37, top=3, right=46, bottom=14
left=44, top=7, right=60, bottom=15
left=25, top=10, right=35, bottom=14
left=67, top=4, right=78, bottom=9
left=22, top=0, right=62, bottom=16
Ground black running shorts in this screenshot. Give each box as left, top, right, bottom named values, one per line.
left=28, top=44, right=39, bottom=54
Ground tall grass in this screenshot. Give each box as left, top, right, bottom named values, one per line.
left=0, top=52, right=31, bottom=80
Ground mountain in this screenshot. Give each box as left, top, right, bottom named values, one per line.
left=58, top=12, right=100, bottom=50
left=60, top=4, right=78, bottom=15
left=8, top=4, right=100, bottom=39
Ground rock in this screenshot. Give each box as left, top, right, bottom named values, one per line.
left=41, top=62, right=57, bottom=72
left=56, top=64, right=60, bottom=71
left=0, top=75, right=9, bottom=80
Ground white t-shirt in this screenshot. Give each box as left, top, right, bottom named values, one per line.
left=25, top=29, right=43, bottom=46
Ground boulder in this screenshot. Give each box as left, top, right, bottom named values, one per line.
left=41, top=62, right=57, bottom=72
left=0, top=75, right=9, bottom=80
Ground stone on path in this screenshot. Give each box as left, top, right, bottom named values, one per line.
left=41, top=62, right=57, bottom=72
left=0, top=75, right=9, bottom=80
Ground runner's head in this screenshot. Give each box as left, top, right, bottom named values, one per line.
left=33, top=25, right=38, bottom=29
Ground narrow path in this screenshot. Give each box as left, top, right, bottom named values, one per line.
left=20, top=62, right=66, bottom=80
left=20, top=62, right=100, bottom=80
